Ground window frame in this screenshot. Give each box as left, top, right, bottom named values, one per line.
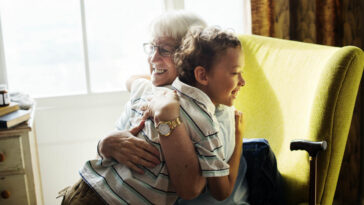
left=0, top=14, right=8, bottom=86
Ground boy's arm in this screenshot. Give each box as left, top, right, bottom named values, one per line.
left=207, top=111, right=244, bottom=201
left=125, top=75, right=151, bottom=91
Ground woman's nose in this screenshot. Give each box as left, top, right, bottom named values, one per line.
left=150, top=49, right=161, bottom=63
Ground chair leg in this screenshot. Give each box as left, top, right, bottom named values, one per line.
left=309, top=155, right=317, bottom=205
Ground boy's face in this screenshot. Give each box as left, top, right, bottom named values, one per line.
left=205, top=47, right=245, bottom=106
left=148, top=37, right=178, bottom=86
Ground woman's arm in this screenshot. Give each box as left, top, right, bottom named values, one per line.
left=146, top=90, right=207, bottom=200
left=159, top=121, right=207, bottom=199
left=207, top=111, right=244, bottom=201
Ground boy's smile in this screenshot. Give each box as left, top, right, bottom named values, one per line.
left=205, top=47, right=245, bottom=106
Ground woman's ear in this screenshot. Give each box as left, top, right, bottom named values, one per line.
left=194, top=66, right=208, bottom=86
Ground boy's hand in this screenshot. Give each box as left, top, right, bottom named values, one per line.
left=234, top=110, right=244, bottom=142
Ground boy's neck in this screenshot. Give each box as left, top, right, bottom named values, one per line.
left=194, top=83, right=218, bottom=106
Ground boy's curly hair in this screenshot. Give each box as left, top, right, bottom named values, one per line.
left=174, top=26, right=241, bottom=86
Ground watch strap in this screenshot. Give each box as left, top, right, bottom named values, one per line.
left=157, top=116, right=181, bottom=136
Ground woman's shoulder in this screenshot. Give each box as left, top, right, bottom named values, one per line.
left=130, top=78, right=154, bottom=99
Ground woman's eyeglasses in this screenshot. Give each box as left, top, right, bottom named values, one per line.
left=143, top=43, right=175, bottom=57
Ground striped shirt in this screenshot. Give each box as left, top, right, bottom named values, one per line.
left=80, top=78, right=230, bottom=205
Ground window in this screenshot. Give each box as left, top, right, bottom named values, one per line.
left=84, top=0, right=163, bottom=93
left=0, top=0, right=250, bottom=98
left=1, top=0, right=87, bottom=97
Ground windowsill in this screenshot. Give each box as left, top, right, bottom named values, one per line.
left=35, top=91, right=130, bottom=110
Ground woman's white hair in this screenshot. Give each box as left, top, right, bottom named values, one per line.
left=150, top=10, right=207, bottom=44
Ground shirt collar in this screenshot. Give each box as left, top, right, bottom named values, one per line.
left=172, top=77, right=216, bottom=115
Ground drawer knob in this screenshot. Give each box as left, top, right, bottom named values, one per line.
left=0, top=152, right=5, bottom=162
left=1, top=190, right=10, bottom=199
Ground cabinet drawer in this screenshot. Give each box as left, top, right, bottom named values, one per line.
left=0, top=174, right=29, bottom=205
left=0, top=136, right=24, bottom=172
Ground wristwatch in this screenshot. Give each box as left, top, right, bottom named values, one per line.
left=156, top=116, right=181, bottom=136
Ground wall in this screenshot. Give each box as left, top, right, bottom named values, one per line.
left=34, top=92, right=129, bottom=205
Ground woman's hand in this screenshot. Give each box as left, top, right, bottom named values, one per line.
left=142, top=89, right=180, bottom=123
left=98, top=120, right=161, bottom=174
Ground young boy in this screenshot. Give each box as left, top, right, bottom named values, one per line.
left=79, top=26, right=246, bottom=204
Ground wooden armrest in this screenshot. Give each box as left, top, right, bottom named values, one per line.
left=290, top=140, right=327, bottom=157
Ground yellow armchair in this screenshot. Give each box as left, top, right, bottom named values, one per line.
left=234, top=35, right=364, bottom=205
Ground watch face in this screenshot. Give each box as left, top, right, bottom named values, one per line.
left=158, top=123, right=170, bottom=136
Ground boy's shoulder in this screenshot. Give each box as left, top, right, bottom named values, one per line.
left=172, top=78, right=215, bottom=114
left=176, top=101, right=219, bottom=138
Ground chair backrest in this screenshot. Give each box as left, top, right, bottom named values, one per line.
left=235, top=35, right=364, bottom=204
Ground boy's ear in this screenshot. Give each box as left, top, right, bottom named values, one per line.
left=194, top=66, right=208, bottom=85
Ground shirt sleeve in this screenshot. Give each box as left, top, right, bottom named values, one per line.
left=194, top=130, right=230, bottom=177
left=115, top=102, right=131, bottom=130
left=115, top=78, right=153, bottom=130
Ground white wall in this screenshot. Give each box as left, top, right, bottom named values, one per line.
left=34, top=92, right=129, bottom=205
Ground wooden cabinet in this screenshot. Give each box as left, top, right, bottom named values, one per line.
left=0, top=117, right=43, bottom=205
